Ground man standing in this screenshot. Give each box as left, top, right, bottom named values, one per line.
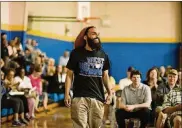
left=116, top=70, right=152, bottom=128
left=64, top=26, right=112, bottom=128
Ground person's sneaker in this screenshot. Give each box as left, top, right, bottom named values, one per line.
left=20, top=119, right=29, bottom=125
left=30, top=115, right=37, bottom=120
left=44, top=109, right=50, bottom=113
left=12, top=120, right=24, bottom=127
left=25, top=116, right=30, bottom=122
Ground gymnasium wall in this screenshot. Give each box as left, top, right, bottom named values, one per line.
left=1, top=2, right=26, bottom=42
left=1, top=2, right=181, bottom=83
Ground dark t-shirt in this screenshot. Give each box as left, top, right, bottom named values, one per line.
left=66, top=47, right=110, bottom=102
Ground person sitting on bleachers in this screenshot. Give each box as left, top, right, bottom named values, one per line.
left=14, top=37, right=23, bottom=53
left=156, top=87, right=181, bottom=128
left=7, top=40, right=18, bottom=60
left=162, top=87, right=181, bottom=128
left=1, top=39, right=10, bottom=68
left=143, top=67, right=164, bottom=125
left=3, top=68, right=29, bottom=126
left=177, top=70, right=181, bottom=86
left=59, top=50, right=70, bottom=66
left=159, top=66, right=167, bottom=83
left=115, top=70, right=152, bottom=128
left=15, top=67, right=36, bottom=119
left=25, top=38, right=33, bottom=51
left=24, top=49, right=33, bottom=73
left=29, top=64, right=43, bottom=113
left=44, top=65, right=65, bottom=95
left=45, top=58, right=56, bottom=76
left=118, top=66, right=135, bottom=90
left=155, top=69, right=180, bottom=128
left=29, top=56, right=42, bottom=75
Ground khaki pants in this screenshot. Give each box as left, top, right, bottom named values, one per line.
left=71, top=97, right=104, bottom=128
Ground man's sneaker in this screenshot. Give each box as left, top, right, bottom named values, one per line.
left=12, top=121, right=24, bottom=127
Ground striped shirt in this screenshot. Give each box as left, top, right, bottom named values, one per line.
left=162, top=87, right=182, bottom=117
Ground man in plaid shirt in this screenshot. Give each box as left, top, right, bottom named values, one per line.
left=156, top=69, right=181, bottom=128
left=162, top=87, right=182, bottom=127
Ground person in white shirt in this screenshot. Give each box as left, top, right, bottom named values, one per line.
left=119, top=66, right=135, bottom=90
left=59, top=50, right=70, bottom=66
left=15, top=67, right=36, bottom=119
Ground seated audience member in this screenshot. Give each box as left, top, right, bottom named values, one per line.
left=115, top=70, right=152, bottom=128
left=3, top=68, right=29, bottom=126
left=159, top=66, right=167, bottom=83
left=156, top=87, right=181, bottom=128
left=155, top=69, right=180, bottom=128
left=15, top=67, right=36, bottom=119
left=163, top=87, right=181, bottom=128
left=143, top=67, right=164, bottom=124
left=25, top=38, right=33, bottom=51
left=14, top=37, right=23, bottom=53
left=7, top=40, right=18, bottom=60
left=119, top=66, right=134, bottom=90
left=29, top=56, right=42, bottom=75
left=45, top=58, right=56, bottom=76
left=1, top=39, right=9, bottom=62
left=177, top=70, right=181, bottom=86
left=59, top=50, right=70, bottom=66
left=44, top=65, right=65, bottom=94
left=157, top=69, right=180, bottom=97
left=29, top=64, right=43, bottom=112
left=1, top=32, right=7, bottom=41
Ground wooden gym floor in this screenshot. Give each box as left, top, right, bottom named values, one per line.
left=1, top=107, right=112, bottom=128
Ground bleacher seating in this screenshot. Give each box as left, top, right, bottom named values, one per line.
left=1, top=94, right=65, bottom=123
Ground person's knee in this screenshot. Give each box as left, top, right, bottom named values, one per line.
left=141, top=108, right=150, bottom=117
left=173, top=116, right=181, bottom=124
left=115, top=109, right=123, bottom=117
left=155, top=107, right=163, bottom=117
left=115, top=109, right=126, bottom=122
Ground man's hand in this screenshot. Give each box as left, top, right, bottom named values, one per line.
left=125, top=105, right=135, bottom=112
left=105, top=94, right=112, bottom=105
left=64, top=94, right=71, bottom=107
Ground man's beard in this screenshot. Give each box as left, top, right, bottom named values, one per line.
left=87, top=36, right=101, bottom=51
